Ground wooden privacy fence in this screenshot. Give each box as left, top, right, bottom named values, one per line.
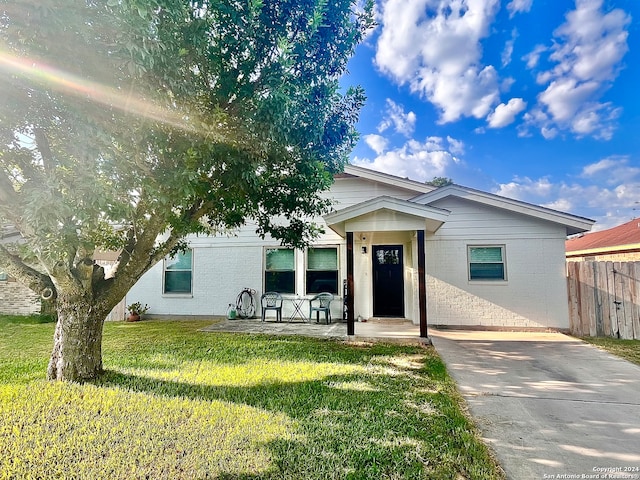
left=567, top=261, right=640, bottom=339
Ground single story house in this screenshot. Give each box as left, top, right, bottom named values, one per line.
left=128, top=164, right=594, bottom=335
left=566, top=218, right=640, bottom=262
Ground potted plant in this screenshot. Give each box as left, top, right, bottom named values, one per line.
left=126, top=302, right=149, bottom=322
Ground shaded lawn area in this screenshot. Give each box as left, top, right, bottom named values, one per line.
left=580, top=336, right=640, bottom=366
left=0, top=317, right=504, bottom=479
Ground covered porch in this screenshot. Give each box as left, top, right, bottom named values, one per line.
left=324, top=196, right=449, bottom=340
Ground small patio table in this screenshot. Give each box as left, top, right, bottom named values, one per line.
left=285, top=296, right=309, bottom=322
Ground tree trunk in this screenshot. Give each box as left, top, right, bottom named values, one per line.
left=47, top=296, right=107, bottom=382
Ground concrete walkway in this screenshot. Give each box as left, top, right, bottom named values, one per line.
left=430, top=329, right=640, bottom=480
left=200, top=318, right=423, bottom=343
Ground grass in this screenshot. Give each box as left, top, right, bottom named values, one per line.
left=580, top=336, right=640, bottom=366
left=0, top=316, right=504, bottom=479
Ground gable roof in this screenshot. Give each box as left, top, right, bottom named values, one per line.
left=341, top=165, right=437, bottom=195
left=324, top=196, right=450, bottom=236
left=566, top=218, right=640, bottom=255
left=411, top=184, right=594, bottom=236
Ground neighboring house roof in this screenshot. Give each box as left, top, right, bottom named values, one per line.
left=566, top=218, right=640, bottom=256
left=411, top=184, right=594, bottom=236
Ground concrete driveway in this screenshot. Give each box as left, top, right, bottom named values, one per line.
left=430, top=329, right=640, bottom=480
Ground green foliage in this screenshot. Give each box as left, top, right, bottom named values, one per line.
left=0, top=0, right=371, bottom=257
left=126, top=301, right=149, bottom=315
left=0, top=318, right=505, bottom=479
left=425, top=176, right=454, bottom=187
left=0, top=314, right=54, bottom=324
left=0, top=0, right=372, bottom=379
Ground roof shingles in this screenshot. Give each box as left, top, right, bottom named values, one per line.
left=566, top=218, right=640, bottom=252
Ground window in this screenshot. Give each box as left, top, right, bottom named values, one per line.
left=265, top=248, right=295, bottom=293
left=0, top=272, right=7, bottom=282
left=306, top=247, right=338, bottom=294
left=164, top=249, right=193, bottom=294
left=468, top=246, right=506, bottom=281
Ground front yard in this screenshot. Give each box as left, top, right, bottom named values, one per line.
left=0, top=316, right=503, bottom=479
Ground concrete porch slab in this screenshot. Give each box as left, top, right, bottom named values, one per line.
left=200, top=318, right=425, bottom=344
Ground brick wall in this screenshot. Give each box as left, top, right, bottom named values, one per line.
left=0, top=279, right=41, bottom=315
left=567, top=251, right=640, bottom=262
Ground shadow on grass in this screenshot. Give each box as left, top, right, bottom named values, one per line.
left=104, top=330, right=431, bottom=369
left=93, top=358, right=486, bottom=480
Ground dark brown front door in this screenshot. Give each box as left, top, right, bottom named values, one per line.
left=373, top=245, right=404, bottom=317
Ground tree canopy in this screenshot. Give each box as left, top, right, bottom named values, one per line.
left=0, top=0, right=372, bottom=381
left=425, top=177, right=454, bottom=187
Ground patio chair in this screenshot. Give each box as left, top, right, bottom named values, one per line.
left=261, top=292, right=283, bottom=322
left=309, top=292, right=334, bottom=324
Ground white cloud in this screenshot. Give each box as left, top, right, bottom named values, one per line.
left=446, top=136, right=465, bottom=156
left=507, top=0, right=533, bottom=18
left=494, top=156, right=640, bottom=229
left=502, top=34, right=516, bottom=67
left=527, top=0, right=631, bottom=139
left=487, top=98, right=527, bottom=128
left=352, top=136, right=462, bottom=181
left=523, top=44, right=548, bottom=69
left=374, top=0, right=501, bottom=123
left=377, top=99, right=417, bottom=137
left=581, top=156, right=640, bottom=185
left=364, top=134, right=389, bottom=155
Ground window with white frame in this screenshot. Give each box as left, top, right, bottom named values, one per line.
left=306, top=247, right=338, bottom=294
left=163, top=249, right=193, bottom=294
left=468, top=245, right=506, bottom=281
left=264, top=248, right=295, bottom=293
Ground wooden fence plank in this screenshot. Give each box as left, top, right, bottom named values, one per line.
left=593, top=262, right=604, bottom=336
left=606, top=262, right=619, bottom=338
left=581, top=262, right=598, bottom=337
left=630, top=262, right=640, bottom=340
left=596, top=261, right=612, bottom=336
left=567, top=260, right=640, bottom=339
left=567, top=262, right=581, bottom=336
left=612, top=263, right=624, bottom=338
left=106, top=298, right=126, bottom=321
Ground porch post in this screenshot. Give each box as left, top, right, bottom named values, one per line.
left=417, top=229, right=428, bottom=338
left=346, top=232, right=355, bottom=336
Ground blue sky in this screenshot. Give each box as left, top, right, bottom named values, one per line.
left=342, top=0, right=639, bottom=230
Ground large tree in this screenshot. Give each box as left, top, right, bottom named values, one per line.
left=0, top=0, right=372, bottom=381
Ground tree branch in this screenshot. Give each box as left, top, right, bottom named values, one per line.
left=34, top=127, right=56, bottom=174
left=0, top=244, right=56, bottom=299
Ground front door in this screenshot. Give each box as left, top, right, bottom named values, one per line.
left=373, top=245, right=404, bottom=317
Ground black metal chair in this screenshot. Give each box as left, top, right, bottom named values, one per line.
left=309, top=292, right=334, bottom=324
left=261, top=292, right=283, bottom=322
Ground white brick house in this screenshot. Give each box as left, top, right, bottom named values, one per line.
left=127, top=165, right=594, bottom=335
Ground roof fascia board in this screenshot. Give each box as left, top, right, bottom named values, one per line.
left=412, top=185, right=594, bottom=233
left=342, top=165, right=436, bottom=194
left=325, top=196, right=450, bottom=226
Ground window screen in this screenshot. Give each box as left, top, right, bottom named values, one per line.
left=265, top=248, right=295, bottom=293
left=306, top=247, right=338, bottom=294
left=468, top=246, right=506, bottom=280
left=164, top=250, right=193, bottom=294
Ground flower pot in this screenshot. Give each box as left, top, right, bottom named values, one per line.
left=127, top=313, right=141, bottom=322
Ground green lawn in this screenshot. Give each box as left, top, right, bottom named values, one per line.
left=580, top=336, right=640, bottom=366
left=0, top=316, right=504, bottom=479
